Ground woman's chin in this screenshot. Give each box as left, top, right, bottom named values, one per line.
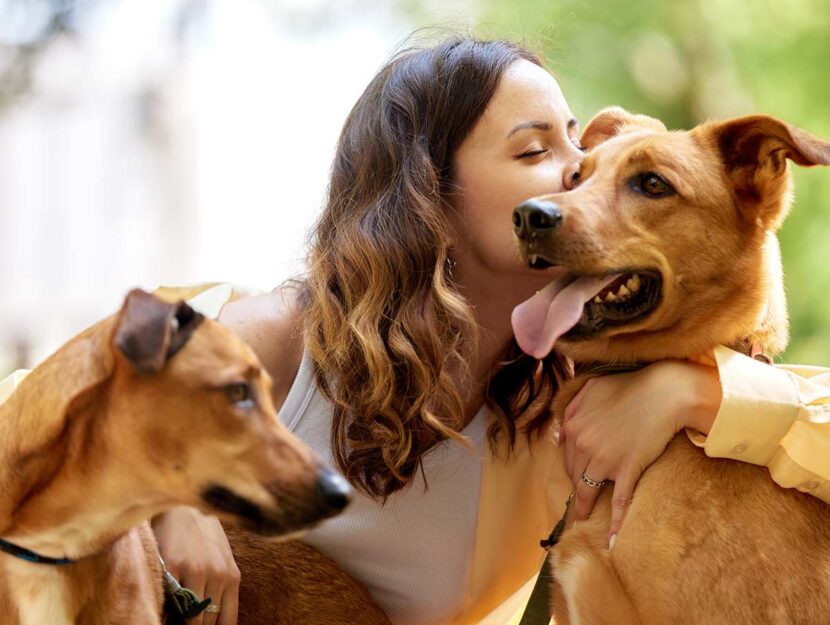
left=501, top=264, right=567, bottom=298
left=519, top=263, right=566, bottom=283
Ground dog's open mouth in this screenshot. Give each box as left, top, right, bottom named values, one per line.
left=527, top=253, right=556, bottom=270
left=569, top=270, right=661, bottom=336
left=512, top=265, right=662, bottom=358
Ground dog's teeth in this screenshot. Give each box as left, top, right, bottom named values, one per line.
left=593, top=295, right=602, bottom=304
left=530, top=254, right=538, bottom=265
left=604, top=291, right=617, bottom=302
left=628, top=274, right=641, bottom=291
left=617, top=285, right=630, bottom=298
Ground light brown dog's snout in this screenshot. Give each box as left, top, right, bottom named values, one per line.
left=513, top=199, right=562, bottom=240
left=315, top=466, right=352, bottom=513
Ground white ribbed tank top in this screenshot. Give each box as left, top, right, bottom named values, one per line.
left=279, top=350, right=488, bottom=625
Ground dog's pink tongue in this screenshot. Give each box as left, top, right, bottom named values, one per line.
left=512, top=273, right=622, bottom=359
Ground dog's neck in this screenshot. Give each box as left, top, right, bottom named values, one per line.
left=4, top=486, right=170, bottom=564
left=3, top=394, right=175, bottom=561
left=572, top=325, right=778, bottom=382
left=574, top=334, right=763, bottom=378
left=0, top=373, right=175, bottom=560
left=1, top=404, right=173, bottom=561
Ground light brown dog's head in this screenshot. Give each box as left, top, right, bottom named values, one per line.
left=512, top=107, right=830, bottom=363
left=1, top=290, right=349, bottom=551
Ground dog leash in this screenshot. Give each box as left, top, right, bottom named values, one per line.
left=160, top=556, right=213, bottom=624
left=518, top=493, right=573, bottom=625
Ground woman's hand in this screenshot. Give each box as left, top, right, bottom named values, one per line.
left=152, top=506, right=241, bottom=625
left=561, top=360, right=721, bottom=544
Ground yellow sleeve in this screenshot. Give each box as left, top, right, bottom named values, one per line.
left=153, top=282, right=262, bottom=320
left=687, top=345, right=830, bottom=503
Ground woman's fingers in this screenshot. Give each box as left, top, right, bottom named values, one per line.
left=202, top=579, right=223, bottom=625
left=152, top=507, right=241, bottom=625
left=180, top=566, right=207, bottom=625
left=563, top=378, right=592, bottom=424
left=562, top=417, right=584, bottom=484
left=608, top=469, right=637, bottom=545
left=573, top=461, right=606, bottom=520
left=217, top=577, right=241, bottom=625
left=201, top=522, right=241, bottom=625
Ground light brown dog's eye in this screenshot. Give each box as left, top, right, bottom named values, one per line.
left=634, top=173, right=674, bottom=198
left=225, top=383, right=254, bottom=407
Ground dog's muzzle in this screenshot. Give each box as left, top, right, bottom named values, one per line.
left=513, top=199, right=562, bottom=240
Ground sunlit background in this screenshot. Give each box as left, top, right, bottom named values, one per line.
left=1, top=0, right=828, bottom=376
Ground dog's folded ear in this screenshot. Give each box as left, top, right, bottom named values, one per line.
left=580, top=107, right=667, bottom=151
left=114, top=289, right=204, bottom=375
left=709, top=115, right=830, bottom=231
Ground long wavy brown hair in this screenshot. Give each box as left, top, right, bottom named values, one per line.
left=301, top=37, right=571, bottom=500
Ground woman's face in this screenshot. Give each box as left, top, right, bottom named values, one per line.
left=450, top=59, right=583, bottom=282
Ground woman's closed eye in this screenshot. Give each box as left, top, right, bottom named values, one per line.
left=517, top=139, right=584, bottom=159
left=517, top=146, right=548, bottom=159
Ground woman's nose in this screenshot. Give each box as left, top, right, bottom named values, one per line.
left=562, top=156, right=583, bottom=191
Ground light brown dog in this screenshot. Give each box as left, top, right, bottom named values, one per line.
left=0, top=289, right=351, bottom=625
left=512, top=108, right=830, bottom=624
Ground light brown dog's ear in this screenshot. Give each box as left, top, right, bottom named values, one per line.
left=580, top=106, right=667, bottom=150
left=712, top=115, right=830, bottom=230
left=114, top=289, right=204, bottom=375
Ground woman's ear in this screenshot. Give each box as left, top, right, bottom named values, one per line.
left=580, top=107, right=667, bottom=151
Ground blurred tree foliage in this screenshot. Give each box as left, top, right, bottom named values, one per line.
left=472, top=0, right=830, bottom=363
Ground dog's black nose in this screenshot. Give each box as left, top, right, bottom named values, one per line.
left=513, top=199, right=563, bottom=239
left=315, top=467, right=352, bottom=511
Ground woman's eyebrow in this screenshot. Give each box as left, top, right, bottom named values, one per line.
left=507, top=118, right=578, bottom=138
left=507, top=121, right=552, bottom=138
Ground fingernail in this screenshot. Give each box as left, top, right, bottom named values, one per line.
left=608, top=533, right=617, bottom=550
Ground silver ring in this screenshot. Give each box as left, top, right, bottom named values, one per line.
left=204, top=603, right=221, bottom=614
left=580, top=471, right=606, bottom=489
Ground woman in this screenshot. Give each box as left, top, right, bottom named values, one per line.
left=148, top=37, right=830, bottom=625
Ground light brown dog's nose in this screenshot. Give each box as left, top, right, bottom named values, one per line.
left=315, top=467, right=352, bottom=512
left=513, top=199, right=562, bottom=240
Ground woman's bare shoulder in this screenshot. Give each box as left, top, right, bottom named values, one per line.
left=218, top=285, right=304, bottom=410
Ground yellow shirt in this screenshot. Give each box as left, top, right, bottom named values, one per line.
left=686, top=345, right=830, bottom=505
left=2, top=284, right=828, bottom=624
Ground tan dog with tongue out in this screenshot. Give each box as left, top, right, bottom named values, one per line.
left=511, top=108, right=830, bottom=625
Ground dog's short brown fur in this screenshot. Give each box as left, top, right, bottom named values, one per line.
left=0, top=290, right=349, bottom=625
left=515, top=109, right=830, bottom=624
left=225, top=526, right=392, bottom=625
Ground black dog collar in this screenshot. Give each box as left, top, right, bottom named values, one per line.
left=0, top=537, right=75, bottom=565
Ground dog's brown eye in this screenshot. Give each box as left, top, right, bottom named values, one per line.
left=634, top=173, right=674, bottom=198
left=225, top=383, right=254, bottom=408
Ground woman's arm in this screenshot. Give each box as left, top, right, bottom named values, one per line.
left=687, top=346, right=830, bottom=502
left=561, top=349, right=830, bottom=545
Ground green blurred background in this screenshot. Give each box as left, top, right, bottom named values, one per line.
left=0, top=0, right=827, bottom=373
left=464, top=0, right=830, bottom=364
